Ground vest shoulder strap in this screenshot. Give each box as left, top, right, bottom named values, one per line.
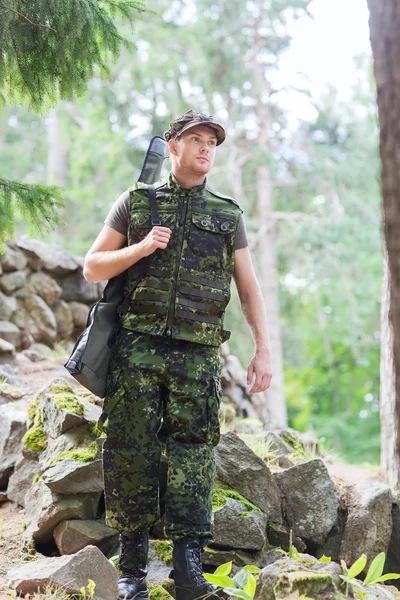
left=205, top=184, right=243, bottom=211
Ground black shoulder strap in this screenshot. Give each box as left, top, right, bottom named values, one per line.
left=117, top=185, right=159, bottom=317
left=148, top=183, right=161, bottom=226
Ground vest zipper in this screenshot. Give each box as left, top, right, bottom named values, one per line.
left=165, top=190, right=190, bottom=336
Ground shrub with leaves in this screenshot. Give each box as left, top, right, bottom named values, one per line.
left=204, top=561, right=260, bottom=600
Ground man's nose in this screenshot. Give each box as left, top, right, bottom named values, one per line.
left=200, top=143, right=209, bottom=153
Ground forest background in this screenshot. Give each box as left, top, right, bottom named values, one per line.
left=0, top=0, right=382, bottom=466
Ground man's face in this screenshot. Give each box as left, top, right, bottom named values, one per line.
left=169, top=125, right=218, bottom=177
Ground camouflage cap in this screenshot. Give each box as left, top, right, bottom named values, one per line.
left=164, top=110, right=226, bottom=146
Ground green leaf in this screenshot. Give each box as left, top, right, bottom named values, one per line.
left=243, top=573, right=257, bottom=599
left=223, top=587, right=253, bottom=600
left=364, top=553, right=386, bottom=586
left=289, top=545, right=300, bottom=559
left=242, top=565, right=261, bottom=574
left=233, top=570, right=249, bottom=587
left=203, top=574, right=235, bottom=588
left=369, top=573, right=400, bottom=584
left=319, top=555, right=332, bottom=563
left=215, top=561, right=233, bottom=576
left=347, top=554, right=367, bottom=580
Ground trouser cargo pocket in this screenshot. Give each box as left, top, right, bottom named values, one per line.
left=207, top=375, right=222, bottom=446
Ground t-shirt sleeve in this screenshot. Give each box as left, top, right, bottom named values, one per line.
left=234, top=213, right=249, bottom=250
left=104, top=190, right=130, bottom=236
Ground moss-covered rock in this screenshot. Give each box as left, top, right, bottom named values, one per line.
left=52, top=392, right=85, bottom=416
left=148, top=582, right=174, bottom=600
left=212, top=487, right=262, bottom=513
left=154, top=541, right=173, bottom=564
left=23, top=410, right=48, bottom=452
left=27, top=393, right=40, bottom=421
left=50, top=440, right=99, bottom=465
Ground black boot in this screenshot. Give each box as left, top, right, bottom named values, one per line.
left=118, top=531, right=149, bottom=600
left=172, top=538, right=227, bottom=600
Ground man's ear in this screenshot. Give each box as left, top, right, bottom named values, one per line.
left=168, top=139, right=178, bottom=157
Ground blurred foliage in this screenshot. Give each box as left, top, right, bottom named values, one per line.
left=0, top=1, right=382, bottom=464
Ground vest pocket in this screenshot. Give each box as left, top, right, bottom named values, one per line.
left=184, top=212, right=236, bottom=274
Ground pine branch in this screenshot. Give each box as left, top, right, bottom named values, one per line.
left=0, top=179, right=65, bottom=250
left=0, top=5, right=57, bottom=33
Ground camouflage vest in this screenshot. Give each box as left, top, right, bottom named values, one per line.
left=121, top=173, right=242, bottom=346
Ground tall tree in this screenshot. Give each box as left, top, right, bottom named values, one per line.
left=0, top=0, right=147, bottom=247
left=367, top=0, right=400, bottom=482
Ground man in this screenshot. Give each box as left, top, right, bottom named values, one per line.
left=84, top=110, right=272, bottom=600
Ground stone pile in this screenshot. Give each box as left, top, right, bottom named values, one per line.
left=0, top=237, right=103, bottom=360
left=1, top=378, right=400, bottom=599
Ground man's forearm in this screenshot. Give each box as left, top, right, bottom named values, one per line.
left=239, top=285, right=271, bottom=352
left=84, top=244, right=146, bottom=283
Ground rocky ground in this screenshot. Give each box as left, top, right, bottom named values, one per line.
left=0, top=354, right=389, bottom=598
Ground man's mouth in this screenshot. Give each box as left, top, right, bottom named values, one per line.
left=197, top=157, right=209, bottom=162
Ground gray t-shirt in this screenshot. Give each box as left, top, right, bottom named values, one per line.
left=104, top=190, right=249, bottom=250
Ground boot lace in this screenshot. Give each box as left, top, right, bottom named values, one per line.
left=119, top=535, right=146, bottom=579
left=187, top=543, right=210, bottom=588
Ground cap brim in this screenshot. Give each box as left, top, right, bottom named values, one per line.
left=175, top=121, right=226, bottom=146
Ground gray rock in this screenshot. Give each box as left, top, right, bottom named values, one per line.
left=255, top=554, right=343, bottom=600
left=274, top=459, right=339, bottom=546
left=265, top=431, right=295, bottom=457
left=0, top=270, right=27, bottom=294
left=215, top=432, right=282, bottom=522
left=69, top=301, right=90, bottom=331
left=24, top=480, right=100, bottom=543
left=43, top=395, right=87, bottom=439
left=211, top=498, right=268, bottom=551
left=53, top=300, right=74, bottom=339
left=62, top=270, right=101, bottom=303
left=0, top=337, right=15, bottom=361
left=23, top=343, right=52, bottom=362
left=6, top=545, right=118, bottom=600
left=0, top=290, right=17, bottom=320
left=0, top=321, right=22, bottom=348
left=0, top=398, right=28, bottom=488
left=339, top=483, right=393, bottom=572
left=148, top=540, right=174, bottom=584
left=16, top=236, right=80, bottom=276
left=42, top=459, right=103, bottom=494
left=53, top=520, right=118, bottom=555
left=6, top=457, right=42, bottom=507
left=1, top=242, right=28, bottom=272
left=28, top=272, right=62, bottom=306
left=202, top=546, right=281, bottom=572
left=385, top=493, right=400, bottom=583
left=266, top=521, right=307, bottom=554
left=22, top=294, right=57, bottom=345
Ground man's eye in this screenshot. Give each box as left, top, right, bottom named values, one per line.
left=209, top=141, right=216, bottom=146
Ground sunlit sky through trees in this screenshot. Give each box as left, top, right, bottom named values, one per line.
left=279, top=0, right=371, bottom=123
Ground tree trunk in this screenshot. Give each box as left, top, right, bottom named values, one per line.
left=380, top=247, right=398, bottom=483
left=252, top=16, right=287, bottom=428
left=255, top=163, right=287, bottom=428
left=368, top=0, right=400, bottom=482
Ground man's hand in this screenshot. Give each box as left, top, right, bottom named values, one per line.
left=139, top=226, right=172, bottom=257
left=247, top=349, right=272, bottom=394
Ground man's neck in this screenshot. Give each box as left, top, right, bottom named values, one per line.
left=172, top=168, right=206, bottom=190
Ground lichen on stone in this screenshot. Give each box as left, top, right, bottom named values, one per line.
left=23, top=409, right=48, bottom=452
left=53, top=392, right=85, bottom=416
left=49, top=381, right=74, bottom=395
left=148, top=580, right=174, bottom=600
left=27, top=393, right=40, bottom=420
left=274, top=570, right=333, bottom=597
left=88, top=420, right=103, bottom=439
left=50, top=440, right=99, bottom=464
left=154, top=541, right=173, bottom=564
left=212, top=487, right=262, bottom=513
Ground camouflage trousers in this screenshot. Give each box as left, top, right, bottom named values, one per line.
left=99, top=328, right=222, bottom=543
